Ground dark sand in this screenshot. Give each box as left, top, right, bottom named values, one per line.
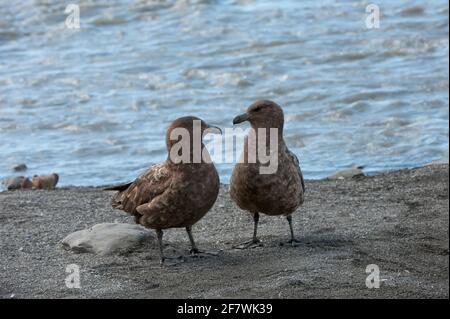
left=0, top=164, right=448, bottom=299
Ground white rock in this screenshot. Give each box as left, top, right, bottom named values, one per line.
left=61, top=223, right=153, bottom=256
left=324, top=167, right=365, bottom=180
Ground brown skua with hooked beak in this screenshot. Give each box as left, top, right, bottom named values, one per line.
left=230, top=100, right=305, bottom=248
left=106, top=116, right=221, bottom=264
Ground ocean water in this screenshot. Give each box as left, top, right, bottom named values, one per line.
left=0, top=0, right=448, bottom=187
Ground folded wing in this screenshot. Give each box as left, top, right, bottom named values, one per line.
left=107, top=162, right=172, bottom=220
left=287, top=149, right=305, bottom=194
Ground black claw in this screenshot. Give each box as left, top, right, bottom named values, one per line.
left=190, top=248, right=200, bottom=255
left=288, top=238, right=301, bottom=247
left=233, top=238, right=263, bottom=249
left=279, top=238, right=301, bottom=247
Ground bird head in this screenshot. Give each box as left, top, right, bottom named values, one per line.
left=165, top=116, right=222, bottom=163
left=233, top=100, right=284, bottom=130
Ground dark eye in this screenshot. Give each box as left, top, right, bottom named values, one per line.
left=253, top=106, right=263, bottom=112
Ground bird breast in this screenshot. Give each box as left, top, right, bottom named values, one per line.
left=230, top=150, right=303, bottom=216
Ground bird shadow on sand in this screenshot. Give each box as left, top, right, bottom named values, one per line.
left=121, top=240, right=228, bottom=268
left=225, top=232, right=353, bottom=252
left=109, top=232, right=354, bottom=268
left=298, top=234, right=354, bottom=249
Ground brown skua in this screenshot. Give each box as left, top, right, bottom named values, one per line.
left=106, top=116, right=221, bottom=264
left=230, top=100, right=305, bottom=248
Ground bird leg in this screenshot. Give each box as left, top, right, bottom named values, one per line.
left=156, top=229, right=165, bottom=264
left=285, top=215, right=301, bottom=247
left=156, top=229, right=185, bottom=266
left=186, top=226, right=199, bottom=253
left=186, top=226, right=218, bottom=258
left=233, top=212, right=263, bottom=249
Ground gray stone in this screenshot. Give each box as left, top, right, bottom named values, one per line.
left=13, top=163, right=27, bottom=172
left=324, top=166, right=365, bottom=180
left=61, top=223, right=153, bottom=255
left=2, top=176, right=33, bottom=190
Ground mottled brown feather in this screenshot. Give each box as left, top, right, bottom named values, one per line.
left=108, top=117, right=220, bottom=230
left=230, top=100, right=305, bottom=216
left=110, top=162, right=171, bottom=219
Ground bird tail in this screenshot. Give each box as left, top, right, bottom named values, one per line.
left=103, top=182, right=132, bottom=192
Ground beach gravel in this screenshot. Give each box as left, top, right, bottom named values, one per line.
left=0, top=165, right=448, bottom=298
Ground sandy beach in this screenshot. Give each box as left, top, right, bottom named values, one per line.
left=0, top=164, right=448, bottom=299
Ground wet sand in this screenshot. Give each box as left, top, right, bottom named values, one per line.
left=0, top=164, right=448, bottom=299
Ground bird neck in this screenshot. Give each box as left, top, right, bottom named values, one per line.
left=166, top=142, right=210, bottom=165
left=249, top=124, right=284, bottom=144
left=243, top=128, right=286, bottom=163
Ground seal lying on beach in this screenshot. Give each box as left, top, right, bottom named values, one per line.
left=3, top=176, right=33, bottom=190
left=105, top=116, right=221, bottom=264
left=230, top=100, right=305, bottom=248
left=32, top=173, right=59, bottom=189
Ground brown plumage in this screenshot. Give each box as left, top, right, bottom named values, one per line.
left=106, top=116, right=221, bottom=264
left=230, top=100, right=305, bottom=248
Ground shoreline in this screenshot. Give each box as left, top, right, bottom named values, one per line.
left=3, top=159, right=449, bottom=190
left=0, top=164, right=448, bottom=298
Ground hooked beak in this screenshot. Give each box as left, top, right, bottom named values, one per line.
left=206, top=124, right=222, bottom=135
left=233, top=113, right=249, bottom=125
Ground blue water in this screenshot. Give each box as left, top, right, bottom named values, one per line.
left=0, top=0, right=448, bottom=187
